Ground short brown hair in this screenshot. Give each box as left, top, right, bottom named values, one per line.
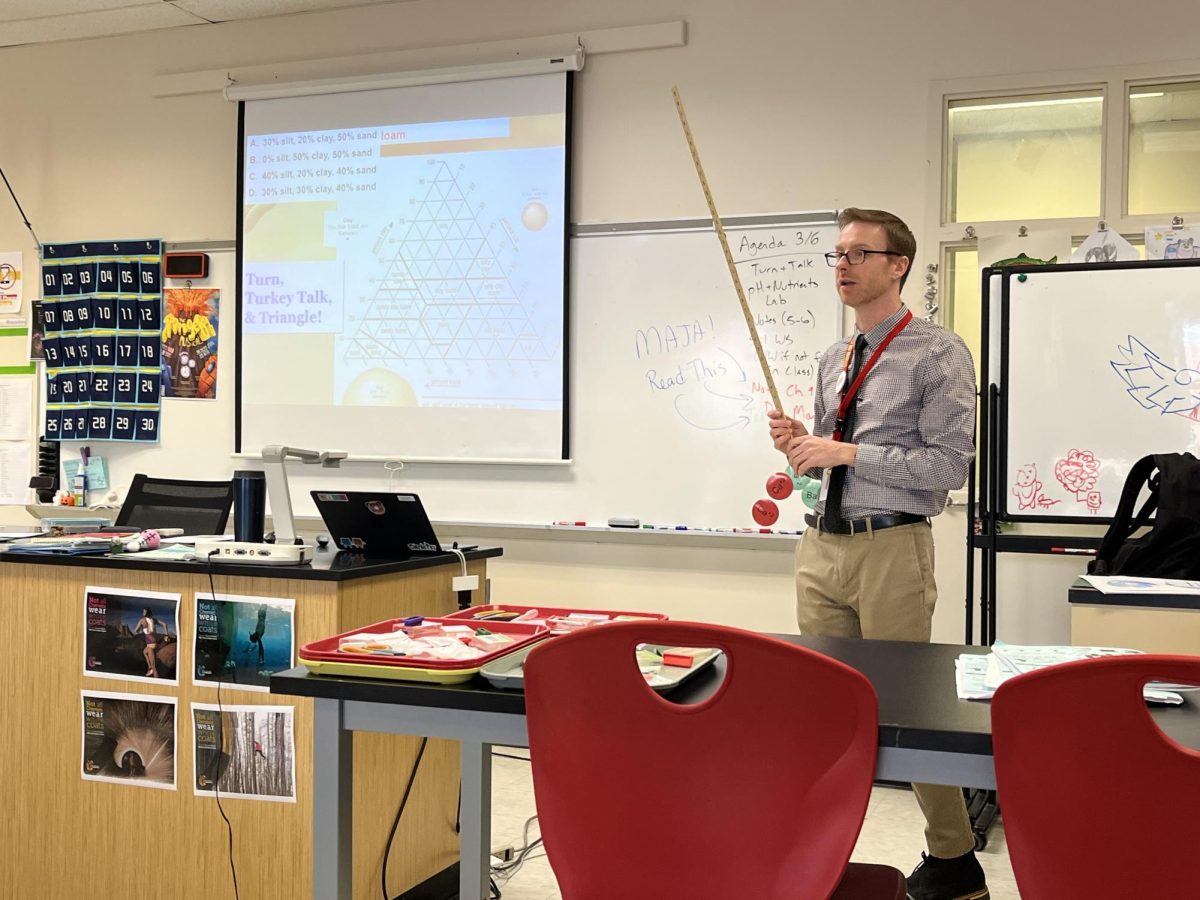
left=837, top=208, right=916, bottom=291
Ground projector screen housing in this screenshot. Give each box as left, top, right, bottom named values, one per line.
left=235, top=69, right=573, bottom=463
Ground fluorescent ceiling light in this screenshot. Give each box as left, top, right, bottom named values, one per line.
left=952, top=91, right=1166, bottom=115
left=950, top=96, right=1102, bottom=114
left=225, top=49, right=584, bottom=102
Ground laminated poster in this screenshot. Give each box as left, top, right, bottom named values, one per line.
left=83, top=585, right=181, bottom=685
left=193, top=592, right=295, bottom=692
left=161, top=287, right=219, bottom=399
left=81, top=690, right=177, bottom=790
left=0, top=251, right=22, bottom=313
left=192, top=703, right=296, bottom=802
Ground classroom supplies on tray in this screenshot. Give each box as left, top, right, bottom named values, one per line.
left=446, top=604, right=667, bottom=634
left=299, top=616, right=550, bottom=683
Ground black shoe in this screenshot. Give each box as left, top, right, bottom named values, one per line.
left=906, top=851, right=990, bottom=900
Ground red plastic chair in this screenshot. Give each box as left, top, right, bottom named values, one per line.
left=524, top=621, right=906, bottom=900
left=993, top=654, right=1200, bottom=899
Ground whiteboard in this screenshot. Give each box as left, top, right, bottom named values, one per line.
left=1001, top=261, right=1200, bottom=521
left=566, top=214, right=840, bottom=528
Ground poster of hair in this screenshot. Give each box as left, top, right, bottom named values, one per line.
left=83, top=585, right=181, bottom=685
left=81, top=690, right=176, bottom=790
left=161, top=287, right=219, bottom=399
left=192, top=703, right=296, bottom=802
left=193, top=593, right=295, bottom=692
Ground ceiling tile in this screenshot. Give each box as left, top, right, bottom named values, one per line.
left=0, top=4, right=201, bottom=48
left=173, top=0, right=407, bottom=22
left=3, top=1, right=157, bottom=23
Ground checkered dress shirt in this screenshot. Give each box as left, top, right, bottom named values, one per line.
left=807, top=304, right=977, bottom=520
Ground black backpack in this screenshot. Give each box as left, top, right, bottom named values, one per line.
left=1089, top=453, right=1200, bottom=579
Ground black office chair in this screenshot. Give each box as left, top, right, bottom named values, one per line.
left=114, top=474, right=235, bottom=535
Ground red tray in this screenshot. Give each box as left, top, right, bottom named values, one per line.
left=298, top=617, right=549, bottom=682
left=446, top=604, right=667, bottom=634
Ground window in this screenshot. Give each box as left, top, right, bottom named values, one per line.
left=931, top=64, right=1200, bottom=378
left=1128, top=81, right=1200, bottom=215
left=946, top=90, right=1104, bottom=223
left=944, top=246, right=980, bottom=382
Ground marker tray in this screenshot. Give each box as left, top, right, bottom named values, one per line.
left=480, top=643, right=722, bottom=693
left=446, top=604, right=667, bottom=634
left=299, top=617, right=549, bottom=684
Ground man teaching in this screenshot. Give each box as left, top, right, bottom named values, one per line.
left=767, top=208, right=986, bottom=900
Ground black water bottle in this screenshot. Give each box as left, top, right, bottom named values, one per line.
left=232, top=470, right=266, bottom=543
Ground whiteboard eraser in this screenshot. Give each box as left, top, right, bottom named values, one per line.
left=607, top=517, right=641, bottom=528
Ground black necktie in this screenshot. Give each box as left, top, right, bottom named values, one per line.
left=822, top=334, right=869, bottom=527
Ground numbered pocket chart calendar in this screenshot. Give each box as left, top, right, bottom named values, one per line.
left=40, top=239, right=163, bottom=443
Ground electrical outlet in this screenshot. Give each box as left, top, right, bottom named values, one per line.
left=491, top=845, right=515, bottom=862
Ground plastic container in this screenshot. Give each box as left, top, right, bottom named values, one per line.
left=299, top=616, right=550, bottom=683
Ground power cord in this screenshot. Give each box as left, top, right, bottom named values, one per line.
left=0, top=164, right=41, bottom=246
left=206, top=550, right=241, bottom=900
left=488, top=750, right=542, bottom=894
left=381, top=736, right=428, bottom=900
left=446, top=546, right=467, bottom=575
left=491, top=815, right=544, bottom=887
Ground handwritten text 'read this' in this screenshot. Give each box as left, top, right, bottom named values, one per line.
left=632, top=230, right=827, bottom=432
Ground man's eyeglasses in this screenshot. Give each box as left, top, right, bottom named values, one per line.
left=824, top=249, right=902, bottom=267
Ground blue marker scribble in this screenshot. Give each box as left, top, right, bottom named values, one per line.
left=1111, top=336, right=1200, bottom=417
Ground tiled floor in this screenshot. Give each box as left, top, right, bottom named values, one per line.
left=488, top=749, right=1018, bottom=900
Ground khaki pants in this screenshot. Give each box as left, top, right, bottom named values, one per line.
left=795, top=522, right=976, bottom=859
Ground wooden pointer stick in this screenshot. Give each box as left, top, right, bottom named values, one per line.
left=671, top=85, right=783, bottom=414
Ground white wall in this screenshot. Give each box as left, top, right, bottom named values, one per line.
left=4, top=0, right=1196, bottom=642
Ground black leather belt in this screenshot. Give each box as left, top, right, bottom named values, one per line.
left=804, top=512, right=927, bottom=535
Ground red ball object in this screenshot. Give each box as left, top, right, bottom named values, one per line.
left=766, top=473, right=794, bottom=500
left=752, top=498, right=780, bottom=526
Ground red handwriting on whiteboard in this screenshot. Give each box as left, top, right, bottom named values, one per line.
left=1055, top=449, right=1100, bottom=501
left=1013, top=463, right=1061, bottom=510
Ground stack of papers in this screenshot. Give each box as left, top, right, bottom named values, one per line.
left=955, top=641, right=1185, bottom=705
left=0, top=531, right=44, bottom=542
left=0, top=541, right=113, bottom=557
left=130, top=544, right=202, bottom=560
left=159, top=534, right=231, bottom=546
left=1078, top=574, right=1200, bottom=595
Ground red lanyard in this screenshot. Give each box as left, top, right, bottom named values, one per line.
left=832, top=309, right=913, bottom=442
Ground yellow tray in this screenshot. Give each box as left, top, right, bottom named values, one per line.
left=301, top=656, right=484, bottom=684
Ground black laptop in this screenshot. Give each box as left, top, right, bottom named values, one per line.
left=311, top=491, right=444, bottom=558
